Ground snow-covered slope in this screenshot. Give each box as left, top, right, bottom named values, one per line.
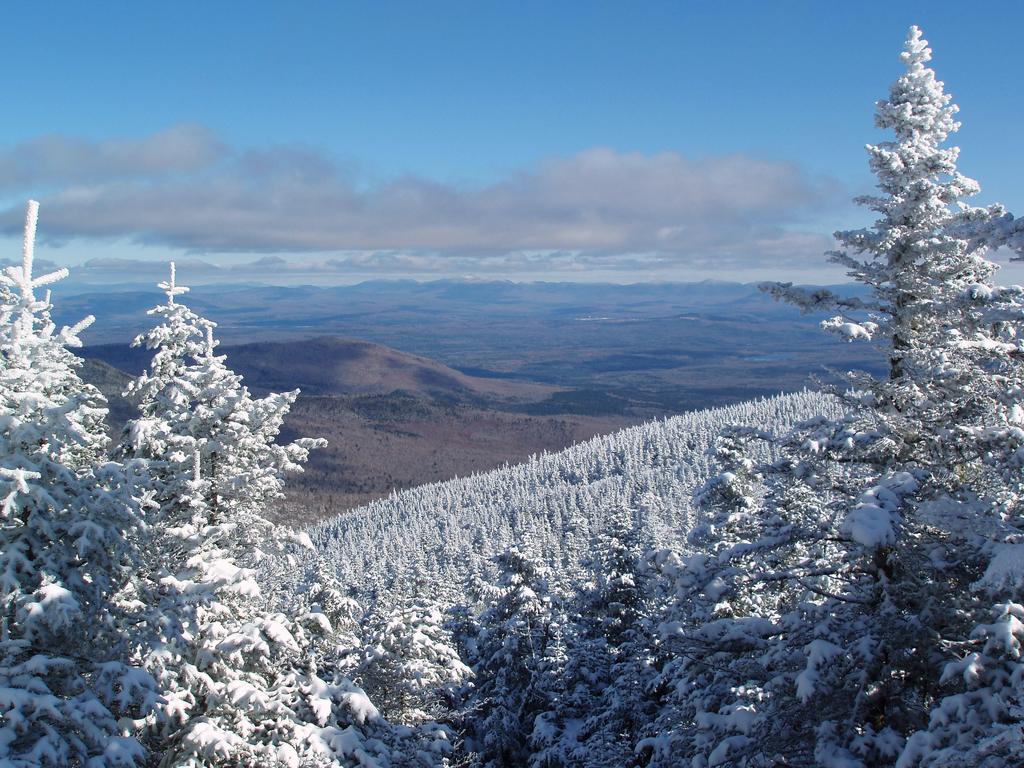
left=309, top=390, right=841, bottom=603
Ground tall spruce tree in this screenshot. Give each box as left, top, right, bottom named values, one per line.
left=0, top=201, right=155, bottom=766
left=648, top=27, right=1024, bottom=766
left=460, top=547, right=559, bottom=767
left=119, top=268, right=418, bottom=766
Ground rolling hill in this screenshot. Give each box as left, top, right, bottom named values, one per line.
left=79, top=335, right=559, bottom=403
left=307, top=390, right=843, bottom=605
left=63, top=279, right=886, bottom=415
left=77, top=337, right=642, bottom=522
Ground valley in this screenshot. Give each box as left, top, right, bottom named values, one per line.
left=78, top=335, right=644, bottom=523
left=75, top=280, right=887, bottom=523
left=72, top=280, right=891, bottom=523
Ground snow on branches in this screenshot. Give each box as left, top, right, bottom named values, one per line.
left=658, top=26, right=1024, bottom=766
left=0, top=202, right=155, bottom=766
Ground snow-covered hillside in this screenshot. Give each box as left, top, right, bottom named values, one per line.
left=309, top=390, right=842, bottom=602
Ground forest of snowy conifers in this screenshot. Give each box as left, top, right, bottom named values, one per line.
left=309, top=391, right=843, bottom=605
left=5, top=24, right=1024, bottom=768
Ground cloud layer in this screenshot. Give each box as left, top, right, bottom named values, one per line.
left=0, top=125, right=222, bottom=191
left=0, top=125, right=844, bottom=276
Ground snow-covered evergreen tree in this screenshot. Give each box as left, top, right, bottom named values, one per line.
left=0, top=201, right=155, bottom=766
left=646, top=26, right=1024, bottom=766
left=121, top=262, right=325, bottom=527
left=459, top=548, right=559, bottom=768
left=532, top=506, right=657, bottom=767
left=119, top=268, right=438, bottom=766
left=356, top=599, right=470, bottom=726
left=762, top=27, right=1023, bottom=485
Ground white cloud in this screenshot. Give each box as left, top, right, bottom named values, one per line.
left=0, top=125, right=222, bottom=191
left=0, top=126, right=847, bottom=276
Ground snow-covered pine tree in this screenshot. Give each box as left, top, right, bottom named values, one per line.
left=531, top=505, right=657, bottom=767
left=579, top=506, right=658, bottom=767
left=356, top=599, right=470, bottom=726
left=0, top=201, right=155, bottom=766
left=459, top=547, right=559, bottom=768
left=763, top=27, right=1023, bottom=478
left=121, top=262, right=325, bottom=528
left=120, top=268, right=424, bottom=766
left=772, top=27, right=1024, bottom=766
left=651, top=26, right=1024, bottom=766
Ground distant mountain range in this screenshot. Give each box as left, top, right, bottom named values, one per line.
left=56, top=278, right=871, bottom=343
left=80, top=336, right=558, bottom=403
left=73, top=279, right=885, bottom=522
left=77, top=336, right=640, bottom=523
left=68, top=278, right=884, bottom=411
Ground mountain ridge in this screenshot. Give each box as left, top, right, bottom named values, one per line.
left=79, top=335, right=561, bottom=404
left=308, top=390, right=842, bottom=604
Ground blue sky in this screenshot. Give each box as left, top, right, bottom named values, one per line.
left=3, top=1, right=1023, bottom=284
